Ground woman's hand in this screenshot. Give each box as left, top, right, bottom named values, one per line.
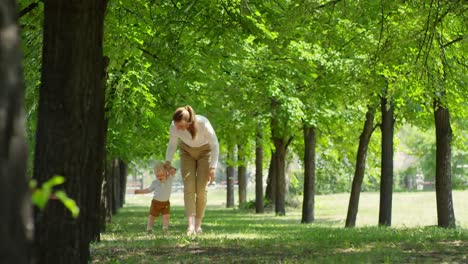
left=208, top=168, right=216, bottom=184
left=168, top=167, right=177, bottom=176
left=164, top=161, right=172, bottom=170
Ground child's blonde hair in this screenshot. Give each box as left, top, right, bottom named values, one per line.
left=153, top=160, right=165, bottom=173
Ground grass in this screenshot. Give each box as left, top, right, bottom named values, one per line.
left=91, top=190, right=468, bottom=263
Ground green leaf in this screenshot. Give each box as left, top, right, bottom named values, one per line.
left=43, top=175, right=65, bottom=189
left=31, top=188, right=51, bottom=209
left=55, top=191, right=80, bottom=218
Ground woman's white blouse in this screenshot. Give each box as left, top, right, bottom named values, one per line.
left=165, top=115, right=219, bottom=169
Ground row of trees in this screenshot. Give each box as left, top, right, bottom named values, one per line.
left=2, top=0, right=466, bottom=263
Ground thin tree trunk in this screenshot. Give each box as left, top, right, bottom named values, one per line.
left=99, top=162, right=109, bottom=233
left=265, top=150, right=277, bottom=205
left=119, top=159, right=128, bottom=208
left=434, top=99, right=456, bottom=228
left=346, top=107, right=375, bottom=227
left=238, top=144, right=247, bottom=205
left=33, top=1, right=107, bottom=263
left=104, top=160, right=113, bottom=224
left=302, top=126, right=316, bottom=223
left=112, top=158, right=121, bottom=214
left=255, top=131, right=264, bottom=213
left=92, top=57, right=109, bottom=242
left=274, top=138, right=286, bottom=216
left=0, top=1, right=31, bottom=261
left=379, top=95, right=394, bottom=226
left=226, top=147, right=235, bottom=208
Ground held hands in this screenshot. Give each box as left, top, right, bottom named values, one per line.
left=208, top=168, right=216, bottom=184
left=167, top=166, right=177, bottom=176
left=164, top=161, right=177, bottom=176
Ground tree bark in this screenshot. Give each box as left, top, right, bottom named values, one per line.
left=255, top=131, right=264, bottom=213
left=92, top=56, right=109, bottom=242
left=33, top=1, right=107, bottom=263
left=433, top=99, right=456, bottom=228
left=119, top=159, right=128, bottom=208
left=379, top=95, right=394, bottom=226
left=99, top=160, right=110, bottom=233
left=104, top=159, right=114, bottom=225
left=0, top=1, right=31, bottom=262
left=265, top=150, right=277, bottom=205
left=238, top=144, right=247, bottom=205
left=226, top=146, right=235, bottom=208
left=345, top=107, right=375, bottom=227
left=274, top=138, right=287, bottom=216
left=302, top=126, right=316, bottom=223
left=111, top=158, right=121, bottom=214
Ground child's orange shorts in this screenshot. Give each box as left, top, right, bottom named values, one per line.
left=149, top=199, right=170, bottom=217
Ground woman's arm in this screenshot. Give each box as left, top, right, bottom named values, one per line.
left=205, top=119, right=219, bottom=170
left=165, top=123, right=178, bottom=166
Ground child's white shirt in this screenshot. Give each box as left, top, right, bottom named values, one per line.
left=148, top=176, right=174, bottom=201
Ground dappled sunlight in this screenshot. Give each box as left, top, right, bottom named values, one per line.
left=92, top=191, right=468, bottom=263
left=198, top=232, right=271, bottom=240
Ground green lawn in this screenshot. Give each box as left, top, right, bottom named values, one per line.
left=91, top=190, right=468, bottom=263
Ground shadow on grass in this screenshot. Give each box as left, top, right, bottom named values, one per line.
left=92, top=205, right=468, bottom=263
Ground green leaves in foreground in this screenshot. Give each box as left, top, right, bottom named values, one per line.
left=30, top=175, right=80, bottom=218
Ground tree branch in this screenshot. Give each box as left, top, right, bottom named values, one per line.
left=18, top=1, right=40, bottom=18
left=317, top=0, right=343, bottom=9
left=442, top=36, right=463, bottom=48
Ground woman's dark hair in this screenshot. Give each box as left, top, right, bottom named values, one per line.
left=173, top=105, right=198, bottom=139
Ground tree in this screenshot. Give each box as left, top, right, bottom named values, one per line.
left=0, top=1, right=31, bottom=262
left=255, top=131, right=264, bottom=213
left=226, top=146, right=235, bottom=208
left=408, top=0, right=465, bottom=228
left=301, top=126, right=316, bottom=223
left=379, top=93, right=394, bottom=226
left=434, top=96, right=456, bottom=228
left=346, top=107, right=376, bottom=227
left=238, top=144, right=247, bottom=206
left=33, top=1, right=108, bottom=263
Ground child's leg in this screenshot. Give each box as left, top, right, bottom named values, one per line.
left=162, top=214, right=170, bottom=230
left=147, top=215, right=156, bottom=231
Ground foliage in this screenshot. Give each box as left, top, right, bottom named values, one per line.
left=30, top=176, right=79, bottom=218
left=20, top=0, right=467, bottom=195
left=396, top=125, right=468, bottom=190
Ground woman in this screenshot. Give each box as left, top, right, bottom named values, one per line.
left=164, top=105, right=219, bottom=235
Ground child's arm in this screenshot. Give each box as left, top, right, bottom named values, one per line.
left=134, top=188, right=152, bottom=194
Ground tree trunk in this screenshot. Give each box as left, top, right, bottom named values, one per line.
left=33, top=1, right=107, bottom=263
left=119, top=159, right=128, bottom=208
left=0, top=1, right=31, bottom=262
left=274, top=138, right=287, bottom=216
left=345, top=107, right=375, bottom=227
left=99, top=162, right=109, bottom=233
left=379, top=95, right=394, bottom=226
left=104, top=159, right=113, bottom=225
left=265, top=150, right=277, bottom=205
left=302, top=126, right=316, bottom=223
left=92, top=58, right=109, bottom=242
left=238, top=144, right=247, bottom=205
left=255, top=131, right=264, bottom=213
left=112, top=158, right=121, bottom=214
left=433, top=99, right=456, bottom=228
left=226, top=147, right=235, bottom=208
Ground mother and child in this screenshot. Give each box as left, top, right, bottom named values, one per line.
left=134, top=105, right=219, bottom=236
